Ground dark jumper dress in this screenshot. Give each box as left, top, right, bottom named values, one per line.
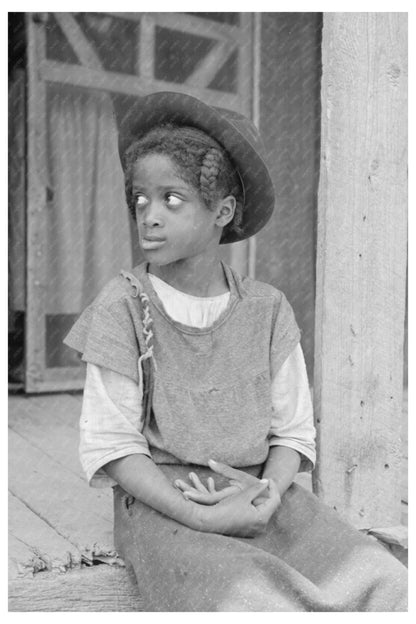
left=64, top=262, right=407, bottom=612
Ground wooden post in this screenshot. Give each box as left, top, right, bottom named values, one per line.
left=313, top=13, right=407, bottom=529
left=25, top=13, right=48, bottom=392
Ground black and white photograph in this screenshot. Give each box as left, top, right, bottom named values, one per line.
left=7, top=6, right=409, bottom=613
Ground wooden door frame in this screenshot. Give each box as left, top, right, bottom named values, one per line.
left=24, top=11, right=256, bottom=392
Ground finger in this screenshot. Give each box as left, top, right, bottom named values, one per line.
left=185, top=490, right=227, bottom=504
left=207, top=477, right=216, bottom=493
left=208, top=459, right=244, bottom=480
left=265, top=479, right=279, bottom=501
left=256, top=481, right=281, bottom=513
left=188, top=485, right=241, bottom=504
left=184, top=490, right=214, bottom=503
left=178, top=487, right=201, bottom=500
left=252, top=491, right=270, bottom=505
left=174, top=479, right=193, bottom=492
left=189, top=472, right=208, bottom=493
left=228, top=479, right=246, bottom=490
left=174, top=480, right=202, bottom=500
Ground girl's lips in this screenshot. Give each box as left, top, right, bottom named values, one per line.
left=141, top=238, right=166, bottom=250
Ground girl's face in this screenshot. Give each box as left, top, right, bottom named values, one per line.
left=132, top=153, right=223, bottom=266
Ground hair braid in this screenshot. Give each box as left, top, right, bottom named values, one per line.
left=199, top=148, right=222, bottom=206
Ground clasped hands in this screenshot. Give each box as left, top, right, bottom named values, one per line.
left=174, top=459, right=281, bottom=537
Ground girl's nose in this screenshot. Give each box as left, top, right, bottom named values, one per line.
left=139, top=203, right=163, bottom=228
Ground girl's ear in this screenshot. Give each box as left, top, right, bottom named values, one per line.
left=215, top=196, right=236, bottom=228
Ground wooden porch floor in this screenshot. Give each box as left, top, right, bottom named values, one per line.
left=8, top=390, right=408, bottom=611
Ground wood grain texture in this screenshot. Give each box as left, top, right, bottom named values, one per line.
left=9, top=428, right=115, bottom=564
left=186, top=40, right=236, bottom=87
left=9, top=565, right=144, bottom=612
left=9, top=492, right=81, bottom=579
left=110, top=12, right=243, bottom=43
left=237, top=12, right=254, bottom=118
left=9, top=393, right=86, bottom=478
left=25, top=367, right=86, bottom=392
left=54, top=13, right=102, bottom=69
left=8, top=393, right=118, bottom=575
left=313, top=13, right=407, bottom=528
left=138, top=14, right=155, bottom=80
left=8, top=533, right=47, bottom=580
left=40, top=60, right=241, bottom=112
left=9, top=392, right=82, bottom=431
left=25, top=14, right=48, bottom=392
left=8, top=70, right=26, bottom=313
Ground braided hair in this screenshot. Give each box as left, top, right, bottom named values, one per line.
left=122, top=124, right=244, bottom=241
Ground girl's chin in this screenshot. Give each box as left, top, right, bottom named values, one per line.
left=141, top=249, right=177, bottom=266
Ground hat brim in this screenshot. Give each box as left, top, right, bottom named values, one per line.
left=118, top=91, right=275, bottom=244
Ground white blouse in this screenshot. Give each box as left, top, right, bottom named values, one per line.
left=80, top=273, right=316, bottom=487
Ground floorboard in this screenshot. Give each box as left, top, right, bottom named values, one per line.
left=9, top=424, right=115, bottom=572
left=8, top=388, right=408, bottom=609
left=9, top=565, right=144, bottom=612
left=9, top=491, right=82, bottom=578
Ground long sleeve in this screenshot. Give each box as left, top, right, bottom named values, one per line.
left=269, top=343, right=316, bottom=472
left=80, top=362, right=151, bottom=487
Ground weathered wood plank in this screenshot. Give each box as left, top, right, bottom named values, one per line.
left=24, top=367, right=86, bottom=392
left=40, top=60, right=242, bottom=112
left=107, top=12, right=243, bottom=43
left=9, top=492, right=81, bottom=578
left=313, top=13, right=407, bottom=528
left=25, top=14, right=48, bottom=393
left=401, top=387, right=408, bottom=460
left=54, top=13, right=102, bottom=69
left=248, top=13, right=261, bottom=280
left=401, top=503, right=408, bottom=527
left=9, top=393, right=86, bottom=478
left=8, top=533, right=47, bottom=580
left=9, top=429, right=114, bottom=562
left=185, top=40, right=236, bottom=88
left=8, top=69, right=26, bottom=315
left=367, top=525, right=408, bottom=567
left=238, top=11, right=253, bottom=115
left=401, top=457, right=408, bottom=505
left=138, top=14, right=154, bottom=80
left=9, top=565, right=144, bottom=612
left=8, top=393, right=124, bottom=579
left=9, top=393, right=82, bottom=432
left=368, top=525, right=408, bottom=549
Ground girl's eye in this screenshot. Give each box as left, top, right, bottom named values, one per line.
left=165, top=194, right=182, bottom=207
left=135, top=194, right=148, bottom=208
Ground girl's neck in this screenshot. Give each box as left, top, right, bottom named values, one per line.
left=148, top=255, right=228, bottom=297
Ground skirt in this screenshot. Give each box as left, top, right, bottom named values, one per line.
left=113, top=464, right=407, bottom=612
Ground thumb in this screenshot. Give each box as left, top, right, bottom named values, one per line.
left=243, top=479, right=270, bottom=503
left=256, top=479, right=281, bottom=513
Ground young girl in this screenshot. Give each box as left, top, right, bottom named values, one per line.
left=64, top=91, right=407, bottom=612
